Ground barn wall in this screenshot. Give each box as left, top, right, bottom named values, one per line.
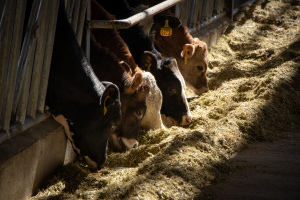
left=0, top=118, right=72, bottom=200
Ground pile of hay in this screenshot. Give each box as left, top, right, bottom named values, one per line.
left=32, top=0, right=300, bottom=199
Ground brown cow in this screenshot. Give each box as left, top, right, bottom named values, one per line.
left=91, top=0, right=165, bottom=132
left=127, top=0, right=209, bottom=95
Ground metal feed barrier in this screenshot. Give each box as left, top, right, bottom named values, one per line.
left=0, top=0, right=254, bottom=145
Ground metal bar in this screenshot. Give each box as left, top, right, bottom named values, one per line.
left=0, top=0, right=16, bottom=130
left=16, top=40, right=37, bottom=123
left=86, top=0, right=91, bottom=61
left=76, top=0, right=87, bottom=45
left=0, top=0, right=9, bottom=46
left=192, top=0, right=203, bottom=27
left=0, top=0, right=17, bottom=132
left=179, top=0, right=190, bottom=26
left=88, top=0, right=185, bottom=29
left=12, top=0, right=44, bottom=113
left=37, top=0, right=60, bottom=113
left=71, top=0, right=80, bottom=32
left=27, top=0, right=49, bottom=119
left=67, top=0, right=75, bottom=23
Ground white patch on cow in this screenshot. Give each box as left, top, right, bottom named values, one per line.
left=122, top=138, right=139, bottom=149
left=168, top=59, right=192, bottom=119
left=140, top=72, right=166, bottom=130
left=52, top=114, right=81, bottom=154
left=84, top=156, right=98, bottom=169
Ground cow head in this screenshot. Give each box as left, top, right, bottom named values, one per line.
left=54, top=82, right=122, bottom=170
left=139, top=51, right=192, bottom=127
left=111, top=62, right=150, bottom=150
left=153, top=14, right=209, bottom=95
left=180, top=38, right=209, bottom=95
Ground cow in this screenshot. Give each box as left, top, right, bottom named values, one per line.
left=96, top=0, right=192, bottom=127
left=90, top=0, right=164, bottom=131
left=127, top=0, right=209, bottom=95
left=153, top=14, right=209, bottom=95
left=89, top=34, right=150, bottom=150
left=46, top=0, right=121, bottom=169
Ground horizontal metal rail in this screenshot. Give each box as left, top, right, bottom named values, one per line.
left=88, top=0, right=185, bottom=29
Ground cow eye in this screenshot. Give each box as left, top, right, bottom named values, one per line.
left=197, top=66, right=204, bottom=71
left=168, top=88, right=176, bottom=94
left=135, top=109, right=141, bottom=116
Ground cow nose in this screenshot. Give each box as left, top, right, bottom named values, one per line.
left=181, top=115, right=192, bottom=126
left=121, top=138, right=139, bottom=149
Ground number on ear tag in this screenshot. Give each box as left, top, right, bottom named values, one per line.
left=104, top=95, right=110, bottom=115
left=184, top=49, right=189, bottom=65
left=160, top=19, right=172, bottom=37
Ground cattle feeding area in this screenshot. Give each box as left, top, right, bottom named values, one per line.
left=31, top=0, right=300, bottom=199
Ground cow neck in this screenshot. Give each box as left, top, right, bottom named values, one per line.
left=53, top=4, right=104, bottom=103
left=90, top=36, right=125, bottom=92
left=91, top=0, right=138, bottom=77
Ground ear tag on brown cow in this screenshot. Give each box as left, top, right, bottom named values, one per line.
left=147, top=63, right=152, bottom=72
left=184, top=49, right=189, bottom=65
left=160, top=20, right=172, bottom=37
left=103, top=95, right=110, bottom=115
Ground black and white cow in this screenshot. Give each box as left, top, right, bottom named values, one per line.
left=46, top=0, right=121, bottom=169
left=97, top=0, right=192, bottom=127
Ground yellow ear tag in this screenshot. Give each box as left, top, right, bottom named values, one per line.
left=147, top=63, right=152, bottom=72
left=184, top=49, right=189, bottom=65
left=103, top=95, right=110, bottom=115
left=160, top=19, right=172, bottom=37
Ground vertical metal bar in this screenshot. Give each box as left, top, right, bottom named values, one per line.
left=16, top=42, right=37, bottom=123
left=0, top=0, right=22, bottom=132
left=86, top=0, right=91, bottom=61
left=12, top=0, right=44, bottom=112
left=203, top=0, right=214, bottom=21
left=76, top=0, right=87, bottom=45
left=71, top=0, right=80, bottom=33
left=0, top=0, right=16, bottom=130
left=0, top=0, right=9, bottom=46
left=179, top=0, right=191, bottom=26
left=37, top=0, right=60, bottom=113
left=27, top=0, right=49, bottom=118
left=192, top=0, right=203, bottom=27
left=67, top=0, right=75, bottom=23
left=187, top=0, right=195, bottom=27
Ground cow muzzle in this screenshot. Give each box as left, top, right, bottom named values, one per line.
left=180, top=115, right=192, bottom=126
left=111, top=133, right=139, bottom=150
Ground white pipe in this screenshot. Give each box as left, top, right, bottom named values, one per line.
left=88, top=0, right=185, bottom=29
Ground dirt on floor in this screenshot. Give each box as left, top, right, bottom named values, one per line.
left=31, top=0, right=300, bottom=199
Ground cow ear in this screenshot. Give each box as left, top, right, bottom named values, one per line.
left=181, top=44, right=195, bottom=58
left=129, top=72, right=143, bottom=93
left=119, top=61, right=132, bottom=75
left=101, top=83, right=119, bottom=115
left=139, top=51, right=158, bottom=72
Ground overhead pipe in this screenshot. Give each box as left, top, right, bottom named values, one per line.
left=88, top=0, right=185, bottom=29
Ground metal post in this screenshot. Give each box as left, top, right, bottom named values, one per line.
left=37, top=0, right=60, bottom=113
left=86, top=0, right=91, bottom=61
left=0, top=0, right=9, bottom=46
left=0, top=0, right=16, bottom=130
left=27, top=0, right=50, bottom=118
left=12, top=0, right=44, bottom=113
left=71, top=0, right=80, bottom=33
left=179, top=0, right=190, bottom=26
left=76, top=0, right=87, bottom=45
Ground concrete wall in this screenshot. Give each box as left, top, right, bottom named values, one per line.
left=0, top=118, right=69, bottom=200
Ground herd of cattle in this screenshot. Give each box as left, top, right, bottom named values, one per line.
left=46, top=0, right=209, bottom=169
